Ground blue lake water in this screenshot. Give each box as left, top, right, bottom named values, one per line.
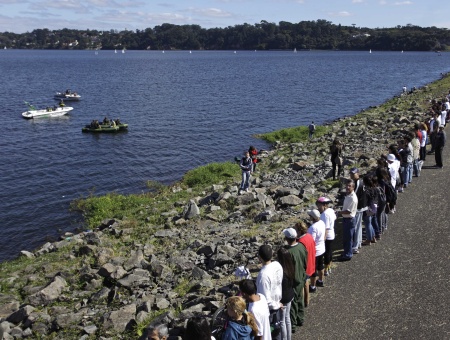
left=0, top=49, right=449, bottom=262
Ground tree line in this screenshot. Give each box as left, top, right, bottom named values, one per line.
left=0, top=20, right=449, bottom=51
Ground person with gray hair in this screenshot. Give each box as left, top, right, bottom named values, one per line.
left=145, top=323, right=168, bottom=340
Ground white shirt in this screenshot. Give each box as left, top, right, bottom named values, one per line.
left=248, top=294, right=271, bottom=340
left=308, top=220, right=326, bottom=256
left=256, top=261, right=283, bottom=311
left=342, top=191, right=358, bottom=218
left=441, top=110, right=447, bottom=127
left=420, top=129, right=427, bottom=147
left=320, top=207, right=336, bottom=240
left=388, top=159, right=400, bottom=188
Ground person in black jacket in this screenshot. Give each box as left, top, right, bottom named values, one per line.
left=435, top=125, right=446, bottom=168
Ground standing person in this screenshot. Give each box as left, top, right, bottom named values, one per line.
left=428, top=113, right=439, bottom=154
left=256, top=245, right=283, bottom=340
left=283, top=228, right=307, bottom=331
left=372, top=175, right=387, bottom=240
left=239, top=280, right=271, bottom=340
left=403, top=135, right=414, bottom=186
left=361, top=175, right=376, bottom=245
left=307, top=209, right=326, bottom=291
left=308, top=121, right=315, bottom=139
left=411, top=130, right=421, bottom=176
left=239, top=151, right=253, bottom=194
left=294, top=221, right=315, bottom=308
left=435, top=125, right=446, bottom=168
left=276, top=247, right=296, bottom=340
left=330, top=139, right=343, bottom=180
left=223, top=296, right=258, bottom=340
left=248, top=146, right=258, bottom=173
left=337, top=180, right=358, bottom=261
left=316, top=197, right=336, bottom=276
left=386, top=154, right=400, bottom=190
left=419, top=122, right=428, bottom=161
left=349, top=168, right=367, bottom=253
left=441, top=104, right=448, bottom=127
left=59, top=99, right=65, bottom=107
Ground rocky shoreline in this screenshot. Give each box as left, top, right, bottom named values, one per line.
left=1, top=74, right=449, bottom=339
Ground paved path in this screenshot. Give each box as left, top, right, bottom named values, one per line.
left=294, top=132, right=450, bottom=339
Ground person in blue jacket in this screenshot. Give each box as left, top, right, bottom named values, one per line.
left=223, top=296, right=258, bottom=340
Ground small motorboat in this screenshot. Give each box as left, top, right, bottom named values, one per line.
left=54, top=89, right=81, bottom=101
left=82, top=119, right=128, bottom=133
left=22, top=102, right=73, bottom=119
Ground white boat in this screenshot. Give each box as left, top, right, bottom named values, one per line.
left=122, top=48, right=125, bottom=54
left=22, top=105, right=74, bottom=119
left=54, top=89, right=81, bottom=101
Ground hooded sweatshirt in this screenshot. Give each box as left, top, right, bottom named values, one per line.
left=223, top=319, right=254, bottom=340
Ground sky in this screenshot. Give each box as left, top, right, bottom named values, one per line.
left=0, top=0, right=449, bottom=34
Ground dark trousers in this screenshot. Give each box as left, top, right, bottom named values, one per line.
left=331, top=161, right=342, bottom=180
left=435, top=146, right=444, bottom=167
left=342, top=217, right=355, bottom=258
left=290, top=283, right=305, bottom=327
left=324, top=239, right=333, bottom=265
left=420, top=146, right=427, bottom=161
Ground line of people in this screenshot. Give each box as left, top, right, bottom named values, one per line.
left=148, top=92, right=449, bottom=340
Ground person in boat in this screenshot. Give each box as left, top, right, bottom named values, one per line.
left=115, top=118, right=121, bottom=125
left=65, top=89, right=70, bottom=94
left=59, top=100, right=65, bottom=107
left=103, top=117, right=110, bottom=125
left=111, top=120, right=116, bottom=127
left=94, top=120, right=100, bottom=129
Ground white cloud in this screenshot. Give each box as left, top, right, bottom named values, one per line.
left=189, top=7, right=232, bottom=18
left=329, top=11, right=352, bottom=17
left=394, top=1, right=413, bottom=5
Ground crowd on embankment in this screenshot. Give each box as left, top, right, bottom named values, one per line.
left=0, top=77, right=449, bottom=340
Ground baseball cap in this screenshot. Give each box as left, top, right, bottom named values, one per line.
left=283, top=227, right=297, bottom=239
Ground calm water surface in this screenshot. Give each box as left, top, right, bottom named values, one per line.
left=0, top=50, right=449, bottom=262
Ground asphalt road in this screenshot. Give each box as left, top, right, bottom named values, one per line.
left=295, top=131, right=450, bottom=339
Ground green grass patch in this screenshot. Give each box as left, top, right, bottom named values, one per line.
left=257, top=125, right=329, bottom=144
left=181, top=161, right=240, bottom=188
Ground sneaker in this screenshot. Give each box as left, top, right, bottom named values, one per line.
left=309, top=286, right=317, bottom=293
left=324, top=270, right=329, bottom=276
left=339, top=256, right=352, bottom=262
left=245, top=188, right=249, bottom=192
left=353, top=249, right=360, bottom=254
left=316, top=280, right=324, bottom=287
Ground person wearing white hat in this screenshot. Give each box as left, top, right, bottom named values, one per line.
left=307, top=209, right=326, bottom=291
left=386, top=153, right=400, bottom=189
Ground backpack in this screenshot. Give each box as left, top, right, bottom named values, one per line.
left=384, top=181, right=397, bottom=205
left=377, top=187, right=387, bottom=206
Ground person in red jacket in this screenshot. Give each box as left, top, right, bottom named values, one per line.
left=294, top=221, right=316, bottom=307
left=248, top=146, right=258, bottom=172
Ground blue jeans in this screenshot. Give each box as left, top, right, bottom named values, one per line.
left=413, top=159, right=419, bottom=176
left=280, top=300, right=292, bottom=340
left=402, top=163, right=413, bottom=185
left=240, top=171, right=251, bottom=190
left=363, top=213, right=375, bottom=242
left=353, top=211, right=363, bottom=250
left=343, top=217, right=355, bottom=258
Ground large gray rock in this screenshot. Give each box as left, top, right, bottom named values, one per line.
left=101, top=303, right=136, bottom=332
left=6, top=305, right=35, bottom=324
left=0, top=297, right=20, bottom=319
left=28, top=276, right=67, bottom=306
left=118, top=269, right=152, bottom=288
left=277, top=195, right=302, bottom=206
left=123, top=249, right=144, bottom=271
left=183, top=200, right=200, bottom=219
